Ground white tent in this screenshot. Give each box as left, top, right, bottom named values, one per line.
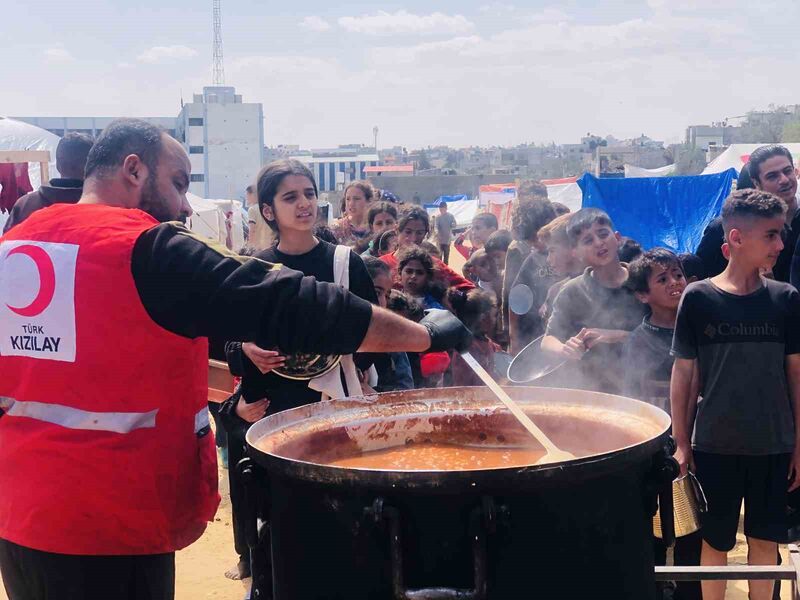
left=702, top=143, right=800, bottom=175
left=425, top=199, right=479, bottom=228
left=541, top=177, right=582, bottom=212
left=0, top=117, right=60, bottom=188
left=186, top=193, right=245, bottom=250
left=624, top=163, right=675, bottom=178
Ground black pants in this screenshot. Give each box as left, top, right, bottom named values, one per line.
left=439, top=243, right=451, bottom=265
left=653, top=531, right=702, bottom=600
left=0, top=538, right=174, bottom=600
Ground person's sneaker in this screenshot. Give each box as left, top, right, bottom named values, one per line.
left=219, top=446, right=229, bottom=469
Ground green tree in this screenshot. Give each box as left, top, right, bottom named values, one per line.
left=782, top=120, right=800, bottom=143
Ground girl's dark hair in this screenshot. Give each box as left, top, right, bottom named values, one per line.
left=363, top=256, right=391, bottom=280
left=678, top=253, right=705, bottom=281
left=737, top=163, right=754, bottom=190
left=256, top=159, right=318, bottom=232
left=617, top=237, right=643, bottom=263
left=367, top=202, right=398, bottom=228
left=313, top=224, right=338, bottom=244
left=344, top=181, right=375, bottom=203
left=397, top=246, right=434, bottom=278
left=511, top=198, right=557, bottom=241
left=398, top=206, right=430, bottom=234
left=387, top=290, right=425, bottom=322
left=447, top=288, right=496, bottom=331
left=376, top=230, right=398, bottom=254
left=420, top=240, right=442, bottom=259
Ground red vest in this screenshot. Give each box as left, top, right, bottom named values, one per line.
left=0, top=204, right=219, bottom=555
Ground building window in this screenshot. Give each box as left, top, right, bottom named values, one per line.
left=329, top=163, right=335, bottom=191
left=318, top=164, right=325, bottom=190
left=188, top=118, right=204, bottom=126
left=189, top=146, right=204, bottom=154
left=190, top=174, right=205, bottom=182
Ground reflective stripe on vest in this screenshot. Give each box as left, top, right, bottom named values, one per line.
left=0, top=396, right=158, bottom=434
left=194, top=406, right=210, bottom=435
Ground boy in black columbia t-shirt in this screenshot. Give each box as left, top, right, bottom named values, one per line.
left=671, top=189, right=800, bottom=600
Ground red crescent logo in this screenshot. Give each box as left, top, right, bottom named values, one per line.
left=5, top=245, right=56, bottom=317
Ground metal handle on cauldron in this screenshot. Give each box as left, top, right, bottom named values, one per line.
left=365, top=497, right=491, bottom=600
left=238, top=457, right=261, bottom=551
left=653, top=441, right=680, bottom=548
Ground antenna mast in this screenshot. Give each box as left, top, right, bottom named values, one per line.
left=212, top=0, right=225, bottom=85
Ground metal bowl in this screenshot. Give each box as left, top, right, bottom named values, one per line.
left=272, top=352, right=341, bottom=381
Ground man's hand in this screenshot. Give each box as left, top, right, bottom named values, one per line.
left=674, top=442, right=695, bottom=478
left=235, top=397, right=269, bottom=423
left=242, top=343, right=285, bottom=374
left=582, top=328, right=629, bottom=349
left=421, top=309, right=473, bottom=353
left=789, top=447, right=800, bottom=492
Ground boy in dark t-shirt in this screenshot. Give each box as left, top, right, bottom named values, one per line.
left=672, top=189, right=800, bottom=600
left=623, top=249, right=701, bottom=600
left=542, top=208, right=646, bottom=394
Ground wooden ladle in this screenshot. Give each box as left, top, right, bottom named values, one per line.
left=460, top=352, right=575, bottom=464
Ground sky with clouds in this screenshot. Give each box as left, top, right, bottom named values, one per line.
left=3, top=0, right=799, bottom=149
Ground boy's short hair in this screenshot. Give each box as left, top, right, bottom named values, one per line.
left=678, top=253, right=705, bottom=281
left=484, top=229, right=512, bottom=253
left=551, top=202, right=571, bottom=216
left=511, top=198, right=556, bottom=241
left=473, top=212, right=498, bottom=229
left=313, top=224, right=339, bottom=244
left=721, top=188, right=787, bottom=237
left=628, top=248, right=683, bottom=294
left=537, top=213, right=572, bottom=246
left=618, top=238, right=643, bottom=263
left=566, top=208, right=615, bottom=245
left=420, top=240, right=442, bottom=259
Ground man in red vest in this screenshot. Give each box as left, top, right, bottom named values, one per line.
left=0, top=119, right=471, bottom=600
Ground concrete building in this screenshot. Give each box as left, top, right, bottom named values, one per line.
left=290, top=147, right=378, bottom=192
left=686, top=125, right=726, bottom=150
left=176, top=86, right=264, bottom=198
left=14, top=85, right=264, bottom=199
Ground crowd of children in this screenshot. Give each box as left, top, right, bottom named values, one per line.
left=218, top=144, right=800, bottom=600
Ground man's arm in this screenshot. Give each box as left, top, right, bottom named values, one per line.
left=670, top=357, right=697, bottom=476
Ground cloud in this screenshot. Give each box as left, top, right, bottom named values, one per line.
left=299, top=15, right=332, bottom=32
left=479, top=3, right=515, bottom=12
left=137, top=45, right=198, bottom=64
left=337, top=10, right=474, bottom=35
left=43, top=48, right=74, bottom=63
left=524, top=7, right=573, bottom=24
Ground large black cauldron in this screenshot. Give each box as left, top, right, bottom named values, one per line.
left=243, top=386, right=676, bottom=600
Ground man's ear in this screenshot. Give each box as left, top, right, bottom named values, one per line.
left=121, top=154, right=147, bottom=190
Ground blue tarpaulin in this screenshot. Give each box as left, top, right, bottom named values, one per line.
left=577, top=169, right=738, bottom=253
left=426, top=195, right=469, bottom=208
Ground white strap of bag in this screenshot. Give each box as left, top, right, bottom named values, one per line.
left=308, top=246, right=362, bottom=400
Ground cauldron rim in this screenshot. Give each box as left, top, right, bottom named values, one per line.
left=245, top=386, right=671, bottom=489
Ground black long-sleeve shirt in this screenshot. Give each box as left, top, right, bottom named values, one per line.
left=130, top=223, right=373, bottom=354
left=698, top=209, right=800, bottom=284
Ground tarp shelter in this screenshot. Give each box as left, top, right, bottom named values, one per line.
left=479, top=184, right=515, bottom=229
left=703, top=144, right=800, bottom=175
left=425, top=195, right=478, bottom=228
left=624, top=164, right=675, bottom=178
left=578, top=169, right=738, bottom=253
left=186, top=193, right=245, bottom=250
left=541, top=177, right=582, bottom=212
left=0, top=117, right=60, bottom=188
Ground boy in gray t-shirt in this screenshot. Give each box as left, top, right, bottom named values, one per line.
left=671, top=188, right=800, bottom=600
